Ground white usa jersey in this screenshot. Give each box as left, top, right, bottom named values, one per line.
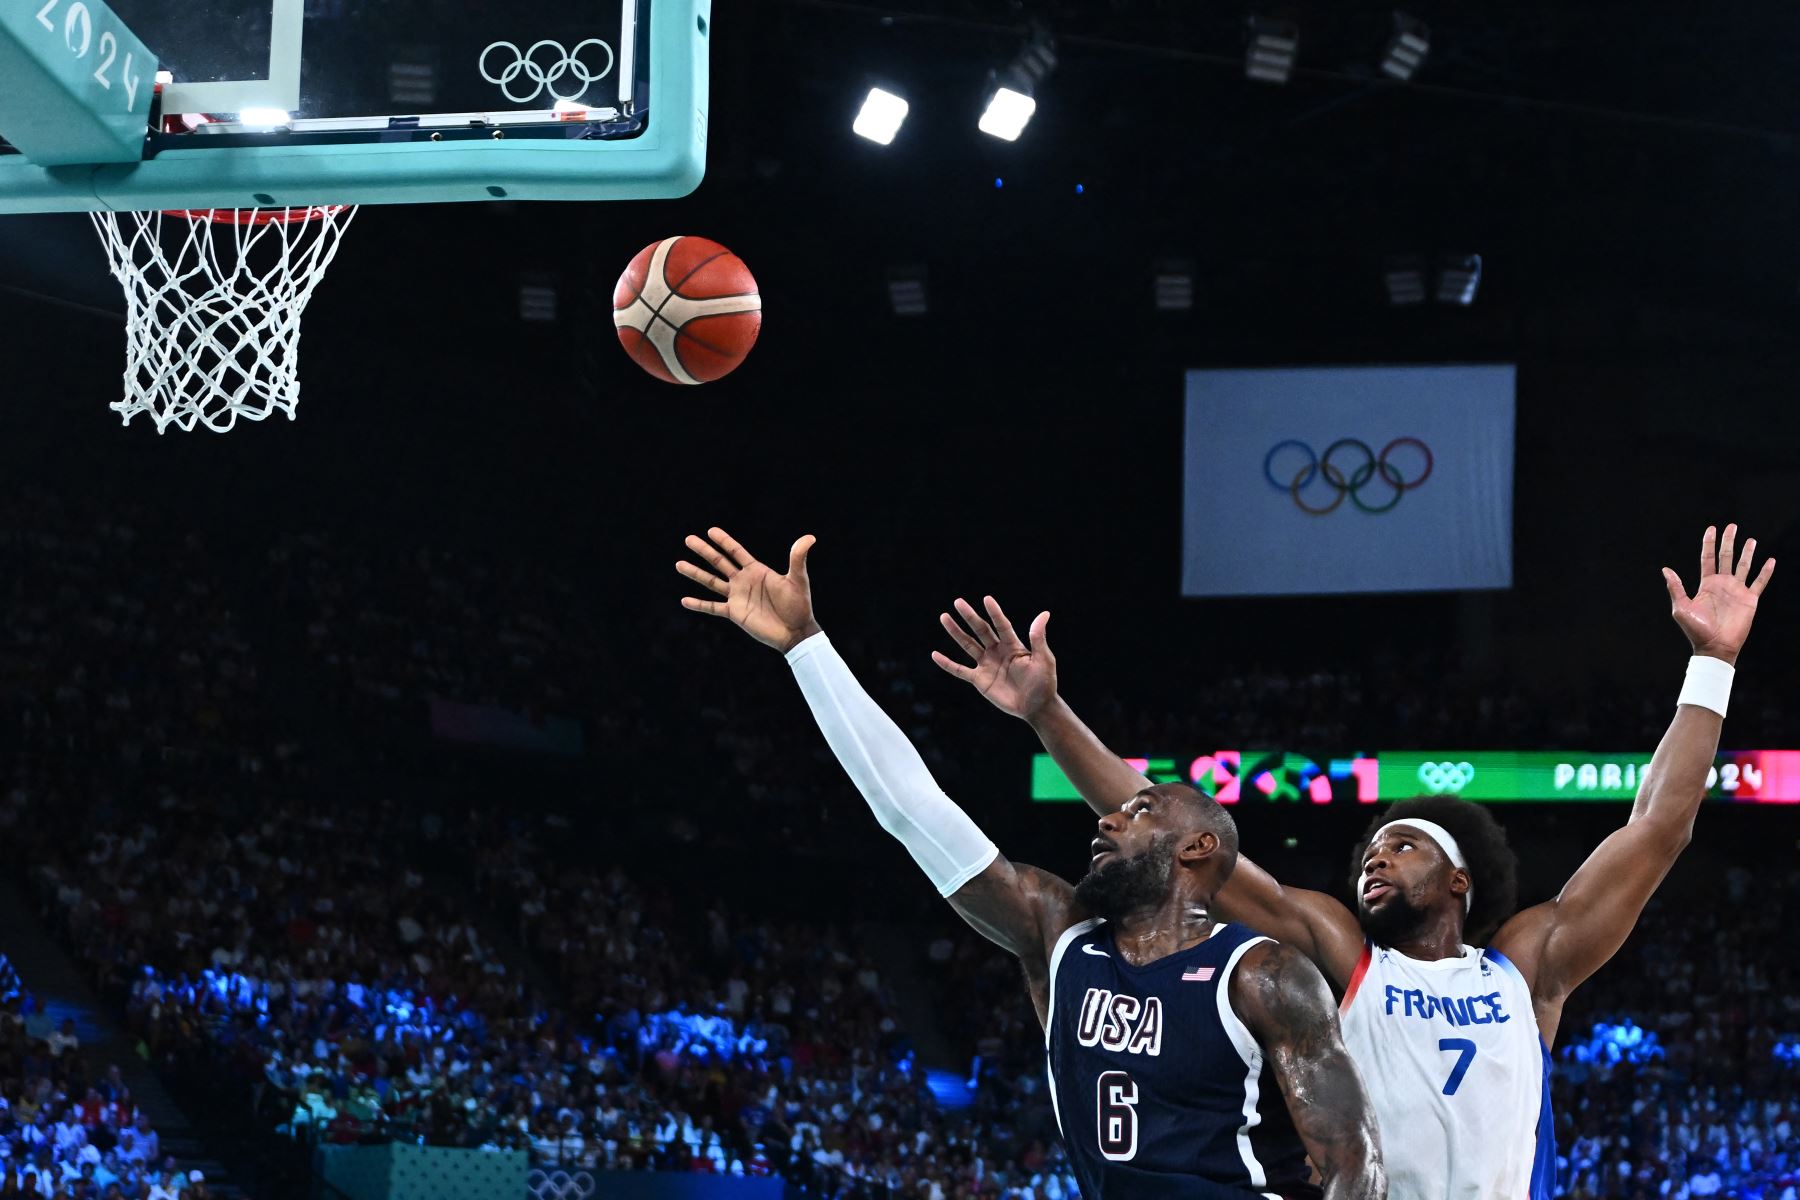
left=1338, top=941, right=1554, bottom=1200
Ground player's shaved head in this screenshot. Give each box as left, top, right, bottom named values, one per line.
left=1138, top=783, right=1240, bottom=881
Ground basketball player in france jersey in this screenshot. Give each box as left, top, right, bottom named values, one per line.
left=934, top=524, right=1773, bottom=1199
left=677, top=527, right=1386, bottom=1200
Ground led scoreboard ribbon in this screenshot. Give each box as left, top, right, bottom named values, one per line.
left=1031, top=749, right=1800, bottom=804
left=1383, top=750, right=1800, bottom=803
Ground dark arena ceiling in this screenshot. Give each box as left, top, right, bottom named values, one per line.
left=703, top=0, right=1800, bottom=325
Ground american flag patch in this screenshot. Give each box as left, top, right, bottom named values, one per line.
left=1181, top=967, right=1216, bottom=982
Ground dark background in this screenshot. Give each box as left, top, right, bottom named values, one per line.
left=2, top=0, right=1799, bottom=880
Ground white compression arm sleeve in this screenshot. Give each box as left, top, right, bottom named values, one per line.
left=786, top=631, right=1000, bottom=897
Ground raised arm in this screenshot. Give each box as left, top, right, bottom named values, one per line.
left=1494, top=524, right=1774, bottom=1037
left=679, top=530, right=1081, bottom=1015
left=1230, top=941, right=1386, bottom=1200
left=932, top=597, right=1152, bottom=816
left=936, top=595, right=1364, bottom=988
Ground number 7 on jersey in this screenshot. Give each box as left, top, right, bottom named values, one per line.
left=1438, top=1038, right=1476, bottom=1095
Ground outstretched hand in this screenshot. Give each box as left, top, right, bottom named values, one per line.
left=932, top=596, right=1058, bottom=721
left=678, top=527, right=822, bottom=653
left=1663, top=523, right=1775, bottom=665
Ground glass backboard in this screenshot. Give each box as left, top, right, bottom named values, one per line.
left=0, top=0, right=707, bottom=211
left=113, top=0, right=646, bottom=135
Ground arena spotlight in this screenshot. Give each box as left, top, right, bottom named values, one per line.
left=1383, top=254, right=1427, bottom=306
left=854, top=88, right=910, bottom=145
left=1436, top=253, right=1482, bottom=305
left=979, top=28, right=1057, bottom=142
left=519, top=273, right=558, bottom=323
left=888, top=266, right=929, bottom=316
left=1246, top=18, right=1300, bottom=85
left=978, top=89, right=1037, bottom=141
left=1381, top=14, right=1431, bottom=81
left=238, top=108, right=294, bottom=129
left=1153, top=260, right=1194, bottom=312
left=388, top=50, right=437, bottom=106
left=519, top=287, right=557, bottom=323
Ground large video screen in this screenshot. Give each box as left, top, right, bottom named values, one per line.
left=1182, top=365, right=1515, bottom=597
left=1031, top=749, right=1800, bottom=805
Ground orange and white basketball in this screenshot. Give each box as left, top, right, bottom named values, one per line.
left=613, top=237, right=762, bottom=385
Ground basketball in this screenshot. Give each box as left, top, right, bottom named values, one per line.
left=613, top=237, right=763, bottom=385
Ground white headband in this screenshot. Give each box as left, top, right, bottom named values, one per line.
left=1375, top=818, right=1473, bottom=914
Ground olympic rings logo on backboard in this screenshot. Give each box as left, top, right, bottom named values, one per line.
left=479, top=39, right=616, bottom=105
left=1262, top=437, right=1434, bottom=515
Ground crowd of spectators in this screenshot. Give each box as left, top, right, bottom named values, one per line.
left=1547, top=868, right=1800, bottom=1199
left=472, top=823, right=1090, bottom=1198
left=11, top=751, right=1076, bottom=1200
left=0, top=488, right=270, bottom=772
left=266, top=533, right=629, bottom=752
left=0, top=954, right=198, bottom=1200
left=1, top=486, right=1797, bottom=1200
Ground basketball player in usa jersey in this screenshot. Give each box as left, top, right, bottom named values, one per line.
left=934, top=524, right=1773, bottom=1200
left=677, top=527, right=1386, bottom=1200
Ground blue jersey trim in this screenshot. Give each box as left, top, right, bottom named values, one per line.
left=1483, top=947, right=1555, bottom=1197
left=1529, top=1042, right=1556, bottom=1200
left=1484, top=947, right=1522, bottom=982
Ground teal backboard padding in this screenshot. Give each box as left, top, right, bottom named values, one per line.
left=316, top=1144, right=531, bottom=1200
left=0, top=0, right=709, bottom=212
left=0, top=0, right=156, bottom=165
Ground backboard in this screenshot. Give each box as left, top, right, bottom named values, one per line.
left=117, top=0, right=644, bottom=135
left=0, top=0, right=709, bottom=211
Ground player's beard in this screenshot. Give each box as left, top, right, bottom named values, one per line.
left=1358, top=889, right=1430, bottom=947
left=1074, top=834, right=1179, bottom=920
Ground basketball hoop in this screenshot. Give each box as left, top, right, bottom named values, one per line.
left=90, top=205, right=358, bottom=433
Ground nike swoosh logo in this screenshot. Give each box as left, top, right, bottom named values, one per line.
left=1081, top=944, right=1110, bottom=957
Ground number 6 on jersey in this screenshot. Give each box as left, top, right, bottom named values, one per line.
left=1097, top=1070, right=1139, bottom=1161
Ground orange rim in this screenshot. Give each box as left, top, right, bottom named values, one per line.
left=162, top=206, right=349, bottom=226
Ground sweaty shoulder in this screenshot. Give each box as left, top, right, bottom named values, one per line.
left=1228, top=939, right=1340, bottom=1037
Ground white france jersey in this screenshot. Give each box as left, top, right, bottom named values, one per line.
left=1338, top=940, right=1554, bottom=1200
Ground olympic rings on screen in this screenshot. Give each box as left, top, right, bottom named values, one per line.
left=1261, top=437, right=1434, bottom=515
left=1416, top=761, right=1476, bottom=795
left=479, top=38, right=617, bottom=105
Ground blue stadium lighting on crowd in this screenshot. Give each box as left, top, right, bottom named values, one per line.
left=925, top=1071, right=978, bottom=1112
left=994, top=177, right=1004, bottom=188
left=1075, top=182, right=1084, bottom=194
left=1562, top=1020, right=1664, bottom=1067
left=853, top=87, right=909, bottom=145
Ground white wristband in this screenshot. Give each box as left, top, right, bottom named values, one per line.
left=1677, top=654, right=1735, bottom=718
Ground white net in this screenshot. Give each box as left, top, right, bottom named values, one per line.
left=90, top=206, right=358, bottom=434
